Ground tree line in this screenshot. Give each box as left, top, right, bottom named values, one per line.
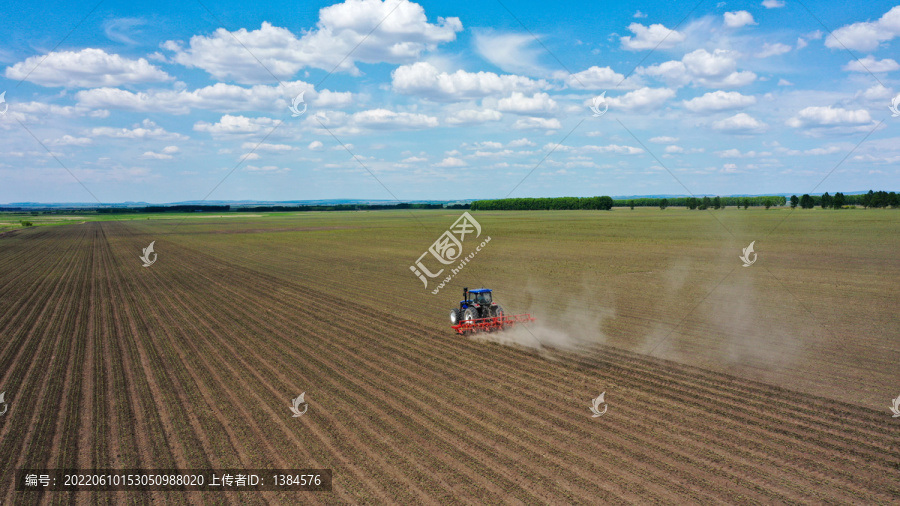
left=621, top=196, right=787, bottom=209
left=790, top=190, right=899, bottom=209
left=470, top=196, right=615, bottom=210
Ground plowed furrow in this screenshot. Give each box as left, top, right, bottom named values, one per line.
left=186, top=251, right=896, bottom=504
left=161, top=253, right=701, bottom=504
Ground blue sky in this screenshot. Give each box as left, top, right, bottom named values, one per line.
left=1, top=0, right=898, bottom=203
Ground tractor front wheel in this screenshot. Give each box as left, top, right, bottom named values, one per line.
left=463, top=307, right=479, bottom=323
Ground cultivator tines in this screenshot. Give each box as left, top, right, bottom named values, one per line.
left=451, top=314, right=536, bottom=335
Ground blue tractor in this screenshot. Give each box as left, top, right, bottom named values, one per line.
left=450, top=287, right=504, bottom=325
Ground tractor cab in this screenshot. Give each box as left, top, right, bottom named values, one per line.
left=465, top=288, right=492, bottom=308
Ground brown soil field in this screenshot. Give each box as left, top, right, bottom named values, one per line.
left=1, top=210, right=898, bottom=504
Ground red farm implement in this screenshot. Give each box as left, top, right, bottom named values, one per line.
left=451, top=313, right=536, bottom=335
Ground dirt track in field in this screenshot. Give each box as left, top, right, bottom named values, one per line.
left=1, top=221, right=899, bottom=504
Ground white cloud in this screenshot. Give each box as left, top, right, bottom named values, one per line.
left=508, top=138, right=535, bottom=147
left=445, top=108, right=502, bottom=125
left=5, top=48, right=170, bottom=88
left=641, top=49, right=756, bottom=88
left=756, top=43, right=792, bottom=58
left=434, top=156, right=466, bottom=167
left=76, top=80, right=318, bottom=114
left=650, top=136, right=678, bottom=143
left=682, top=90, right=756, bottom=112
left=712, top=113, right=768, bottom=134
left=243, top=142, right=294, bottom=152
left=91, top=119, right=188, bottom=140
left=620, top=23, right=686, bottom=50
left=606, top=87, right=676, bottom=111
left=565, top=66, right=642, bottom=90
left=842, top=55, right=900, bottom=73
left=724, top=11, right=757, bottom=28
left=44, top=135, right=93, bottom=146
left=826, top=6, right=900, bottom=52
left=762, top=0, right=785, bottom=7
left=778, top=78, right=794, bottom=86
left=142, top=150, right=174, bottom=159
left=141, top=145, right=182, bottom=160
left=194, top=114, right=280, bottom=136
left=634, top=10, right=648, bottom=18
left=103, top=17, right=146, bottom=45
left=164, top=0, right=462, bottom=83
left=308, top=141, right=323, bottom=150
left=351, top=109, right=438, bottom=129
left=315, top=89, right=354, bottom=108
left=856, top=83, right=893, bottom=100
left=786, top=106, right=873, bottom=131
left=391, top=61, right=547, bottom=101
left=512, top=117, right=561, bottom=130
left=496, top=92, right=557, bottom=115
left=473, top=32, right=545, bottom=76
left=245, top=165, right=290, bottom=174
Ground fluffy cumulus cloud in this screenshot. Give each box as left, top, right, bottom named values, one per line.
left=76, top=81, right=317, bottom=114
left=434, top=156, right=466, bottom=167
left=620, top=23, right=686, bottom=50
left=495, top=92, right=557, bottom=116
left=712, top=113, right=768, bottom=134
left=45, top=135, right=93, bottom=146
left=303, top=108, right=438, bottom=134
left=163, top=0, right=462, bottom=83
left=5, top=48, right=171, bottom=88
left=682, top=91, right=756, bottom=112
left=512, top=117, right=561, bottom=130
left=391, top=62, right=547, bottom=101
left=142, top=146, right=180, bottom=159
left=641, top=49, right=756, bottom=88
left=194, top=114, right=280, bottom=136
left=91, top=119, right=188, bottom=140
left=607, top=87, right=676, bottom=112
left=826, top=6, right=900, bottom=51
left=351, top=109, right=439, bottom=129
left=445, top=108, right=502, bottom=125
left=724, top=11, right=756, bottom=28
left=842, top=55, right=900, bottom=73
left=564, top=66, right=642, bottom=90
left=786, top=106, right=875, bottom=135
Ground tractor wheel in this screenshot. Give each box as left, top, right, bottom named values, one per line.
left=463, top=307, right=479, bottom=323
left=450, top=308, right=461, bottom=325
